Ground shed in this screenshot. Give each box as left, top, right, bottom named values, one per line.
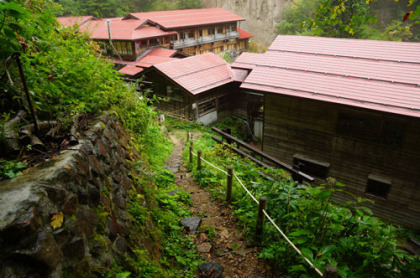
left=145, top=53, right=237, bottom=124
left=240, top=35, right=420, bottom=230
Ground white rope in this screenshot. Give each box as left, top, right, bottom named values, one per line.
left=263, top=209, right=323, bottom=276
left=233, top=173, right=259, bottom=204
left=191, top=151, right=228, bottom=175
left=189, top=149, right=323, bottom=276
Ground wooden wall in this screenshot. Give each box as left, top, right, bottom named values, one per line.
left=263, top=93, right=420, bottom=230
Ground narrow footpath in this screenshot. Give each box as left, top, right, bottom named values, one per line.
left=166, top=131, right=273, bottom=278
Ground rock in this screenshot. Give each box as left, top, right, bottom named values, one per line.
left=114, top=237, right=128, bottom=253
left=63, top=194, right=78, bottom=215
left=30, top=231, right=63, bottom=269
left=179, top=217, right=201, bottom=234
left=63, top=236, right=85, bottom=259
left=198, top=262, right=223, bottom=278
left=219, top=229, right=229, bottom=240
left=167, top=190, right=179, bottom=196
left=197, top=242, right=212, bottom=253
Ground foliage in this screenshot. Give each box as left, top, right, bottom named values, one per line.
left=277, top=0, right=420, bottom=41
left=54, top=0, right=203, bottom=17
left=0, top=159, right=27, bottom=180
left=184, top=126, right=420, bottom=277
left=247, top=39, right=267, bottom=53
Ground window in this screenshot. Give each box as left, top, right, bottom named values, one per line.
left=198, top=99, right=216, bottom=115
left=293, top=154, right=330, bottom=179
left=113, top=41, right=132, bottom=56
left=230, top=23, right=237, bottom=32
left=365, top=175, right=391, bottom=198
left=217, top=26, right=224, bottom=34
left=208, top=28, right=214, bottom=36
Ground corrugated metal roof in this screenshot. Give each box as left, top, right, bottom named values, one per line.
left=136, top=55, right=179, bottom=68
left=147, top=48, right=178, bottom=57
left=80, top=20, right=177, bottom=40
left=245, top=51, right=420, bottom=86
left=57, top=16, right=94, bottom=27
left=269, top=35, right=420, bottom=64
left=231, top=52, right=263, bottom=70
left=126, top=8, right=245, bottom=29
left=242, top=67, right=420, bottom=118
left=238, top=28, right=253, bottom=39
left=154, top=53, right=233, bottom=95
left=240, top=36, right=420, bottom=118
left=232, top=68, right=249, bottom=82
left=118, top=65, right=143, bottom=76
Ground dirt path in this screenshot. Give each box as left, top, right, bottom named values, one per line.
left=166, top=132, right=273, bottom=278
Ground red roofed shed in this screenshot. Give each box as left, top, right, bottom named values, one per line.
left=239, top=35, right=420, bottom=229
left=145, top=53, right=237, bottom=123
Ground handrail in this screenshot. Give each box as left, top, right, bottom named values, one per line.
left=211, top=127, right=314, bottom=183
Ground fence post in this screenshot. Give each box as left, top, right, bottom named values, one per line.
left=197, top=150, right=202, bottom=169
left=226, top=166, right=233, bottom=203
left=189, top=140, right=194, bottom=164
left=255, top=196, right=267, bottom=243
left=322, top=265, right=338, bottom=278
left=186, top=132, right=190, bottom=142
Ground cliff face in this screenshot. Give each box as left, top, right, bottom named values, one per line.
left=203, top=0, right=289, bottom=45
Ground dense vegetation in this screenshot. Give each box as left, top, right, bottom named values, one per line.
left=173, top=118, right=420, bottom=277
left=1, top=1, right=203, bottom=276
left=277, top=0, right=420, bottom=41
left=53, top=0, right=203, bottom=18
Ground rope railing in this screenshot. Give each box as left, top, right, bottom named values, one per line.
left=187, top=137, right=335, bottom=277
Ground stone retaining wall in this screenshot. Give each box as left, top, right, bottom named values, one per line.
left=0, top=113, right=140, bottom=277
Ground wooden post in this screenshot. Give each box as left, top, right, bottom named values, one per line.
left=197, top=150, right=202, bottom=169
left=226, top=167, right=233, bottom=203
left=186, top=132, right=190, bottom=142
left=189, top=140, right=194, bottom=164
left=322, top=265, right=338, bottom=278
left=255, top=196, right=267, bottom=243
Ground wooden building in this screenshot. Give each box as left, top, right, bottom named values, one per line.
left=238, top=36, right=420, bottom=230
left=57, top=8, right=253, bottom=60
left=144, top=53, right=238, bottom=124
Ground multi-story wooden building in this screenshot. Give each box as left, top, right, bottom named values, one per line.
left=57, top=8, right=253, bottom=61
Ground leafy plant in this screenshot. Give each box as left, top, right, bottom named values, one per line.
left=0, top=159, right=27, bottom=180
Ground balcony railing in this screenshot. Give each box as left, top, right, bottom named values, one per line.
left=172, top=31, right=239, bottom=49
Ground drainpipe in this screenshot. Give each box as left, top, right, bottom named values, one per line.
left=107, top=20, right=123, bottom=60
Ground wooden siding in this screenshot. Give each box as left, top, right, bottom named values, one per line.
left=263, top=93, right=420, bottom=230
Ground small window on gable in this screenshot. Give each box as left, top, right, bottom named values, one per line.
left=293, top=154, right=330, bottom=179
left=365, top=175, right=391, bottom=199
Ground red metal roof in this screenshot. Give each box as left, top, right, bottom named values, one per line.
left=268, top=35, right=420, bottom=64
left=57, top=16, right=94, bottom=27
left=118, top=65, right=143, bottom=76
left=242, top=68, right=420, bottom=117
left=126, top=8, right=245, bottom=29
left=154, top=53, right=233, bottom=95
left=231, top=52, right=263, bottom=70
left=80, top=19, right=177, bottom=40
left=136, top=55, right=179, bottom=68
left=240, top=36, right=420, bottom=118
left=147, top=48, right=178, bottom=57
left=232, top=68, right=249, bottom=82
left=238, top=28, right=254, bottom=40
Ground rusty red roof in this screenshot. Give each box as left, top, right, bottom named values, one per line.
left=238, top=28, right=253, bottom=40
left=118, top=65, right=143, bottom=76
left=153, top=53, right=233, bottom=95
left=136, top=55, right=179, bottom=68
left=241, top=35, right=420, bottom=118
left=147, top=48, right=178, bottom=57
left=268, top=35, right=420, bottom=64
left=126, top=8, right=245, bottom=29
left=57, top=16, right=94, bottom=27
left=80, top=19, right=177, bottom=40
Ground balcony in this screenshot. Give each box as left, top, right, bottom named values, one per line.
left=172, top=31, right=239, bottom=49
